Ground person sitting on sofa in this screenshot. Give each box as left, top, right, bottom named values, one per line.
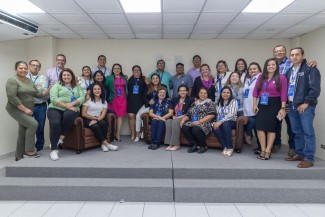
left=81, top=83, right=118, bottom=152
left=148, top=86, right=174, bottom=150
left=180, top=87, right=215, bottom=154
left=165, top=84, right=194, bottom=151
left=212, top=86, right=238, bottom=157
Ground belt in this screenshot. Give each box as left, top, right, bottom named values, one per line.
left=34, top=102, right=47, bottom=106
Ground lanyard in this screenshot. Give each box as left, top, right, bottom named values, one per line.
left=85, top=79, right=90, bottom=88
left=230, top=85, right=238, bottom=97
left=177, top=100, right=184, bottom=111
left=220, top=106, right=225, bottom=116
left=56, top=67, right=60, bottom=80
left=195, top=105, right=199, bottom=114
left=247, top=77, right=256, bottom=87
left=263, top=78, right=273, bottom=93
left=98, top=67, right=106, bottom=75
left=159, top=72, right=164, bottom=81
left=65, top=85, right=74, bottom=96
left=201, top=76, right=212, bottom=89
left=29, top=74, right=39, bottom=83
left=217, top=74, right=224, bottom=91
left=290, top=67, right=299, bottom=84
left=117, top=77, right=121, bottom=89
left=134, top=78, right=139, bottom=86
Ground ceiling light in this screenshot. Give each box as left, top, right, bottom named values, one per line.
left=120, top=0, right=161, bottom=13
left=243, top=0, right=295, bottom=13
left=0, top=0, right=44, bottom=14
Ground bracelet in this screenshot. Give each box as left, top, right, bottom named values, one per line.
left=281, top=107, right=286, bottom=110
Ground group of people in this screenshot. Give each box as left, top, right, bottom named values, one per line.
left=5, top=45, right=321, bottom=168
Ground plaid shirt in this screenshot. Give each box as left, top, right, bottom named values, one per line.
left=279, top=57, right=292, bottom=75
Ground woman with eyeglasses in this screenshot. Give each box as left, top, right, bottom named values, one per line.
left=127, top=65, right=147, bottom=141
left=106, top=63, right=128, bottom=142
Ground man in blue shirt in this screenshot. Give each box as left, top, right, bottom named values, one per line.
left=149, top=59, right=172, bottom=97
left=170, top=63, right=193, bottom=97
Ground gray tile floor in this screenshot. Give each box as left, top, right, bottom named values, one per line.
left=1, top=153, right=325, bottom=217
left=0, top=201, right=325, bottom=217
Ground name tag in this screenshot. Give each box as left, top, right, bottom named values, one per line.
left=71, top=96, right=76, bottom=102
left=192, top=114, right=199, bottom=122
left=218, top=114, right=225, bottom=121
left=244, top=89, right=249, bottom=98
left=260, top=93, right=269, bottom=105
left=156, top=111, right=162, bottom=116
left=133, top=85, right=139, bottom=94
left=117, top=88, right=121, bottom=96
left=176, top=110, right=182, bottom=117
left=237, top=99, right=240, bottom=107
left=288, top=84, right=294, bottom=97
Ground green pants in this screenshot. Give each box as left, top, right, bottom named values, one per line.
left=6, top=107, right=38, bottom=158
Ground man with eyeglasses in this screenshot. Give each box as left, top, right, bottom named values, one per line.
left=187, top=55, right=202, bottom=83
left=91, top=55, right=111, bottom=77
left=46, top=54, right=67, bottom=86
left=27, top=60, right=49, bottom=151
left=272, top=45, right=317, bottom=156
left=170, top=63, right=192, bottom=97
left=149, top=59, right=172, bottom=97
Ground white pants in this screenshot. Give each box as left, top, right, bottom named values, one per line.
left=136, top=105, right=150, bottom=132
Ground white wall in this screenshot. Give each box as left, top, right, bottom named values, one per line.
left=3, top=36, right=310, bottom=158
left=291, top=27, right=325, bottom=160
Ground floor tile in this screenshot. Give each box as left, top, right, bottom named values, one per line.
left=109, top=202, right=144, bottom=217
left=266, top=204, right=308, bottom=217
left=0, top=201, right=25, bottom=217
left=174, top=203, right=209, bottom=217
left=205, top=203, right=242, bottom=217
left=143, top=202, right=175, bottom=217
left=9, top=201, right=55, bottom=217
left=296, top=204, right=325, bottom=217
left=42, top=201, right=85, bottom=217
left=235, top=203, right=274, bottom=217
left=76, top=201, right=114, bottom=217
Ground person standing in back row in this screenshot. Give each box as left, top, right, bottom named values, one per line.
left=92, top=55, right=111, bottom=77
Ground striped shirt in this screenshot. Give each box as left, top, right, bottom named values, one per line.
left=279, top=57, right=292, bottom=75
left=215, top=99, right=238, bottom=123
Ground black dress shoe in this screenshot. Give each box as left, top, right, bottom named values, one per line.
left=58, top=144, right=63, bottom=149
left=187, top=146, right=198, bottom=153
left=114, top=137, right=121, bottom=142
left=148, top=144, right=153, bottom=149
left=151, top=144, right=160, bottom=150
left=197, top=147, right=207, bottom=154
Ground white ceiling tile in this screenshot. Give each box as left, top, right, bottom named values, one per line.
left=69, top=25, right=103, bottom=33
left=163, top=13, right=199, bottom=25
left=30, top=0, right=83, bottom=13
left=18, top=13, right=60, bottom=25
left=50, top=33, right=82, bottom=39
left=89, top=14, right=128, bottom=25
left=252, top=24, right=289, bottom=34
left=245, top=33, right=274, bottom=39
left=217, top=33, right=247, bottom=39
left=51, top=14, right=94, bottom=25
left=282, top=0, right=325, bottom=13
left=36, top=29, right=50, bottom=36
left=163, top=33, right=190, bottom=39
left=203, top=0, right=251, bottom=12
left=108, top=33, right=135, bottom=39
left=101, top=25, right=133, bottom=34
left=232, top=13, right=274, bottom=24
left=197, top=13, right=237, bottom=25
left=272, top=33, right=300, bottom=39
left=299, top=13, right=325, bottom=25
left=222, top=24, right=257, bottom=34
left=75, top=0, right=123, bottom=13
left=267, top=13, right=313, bottom=25
left=79, top=33, right=108, bottom=39
left=163, top=0, right=205, bottom=12
left=135, top=33, right=162, bottom=39
left=163, top=25, right=193, bottom=33
left=192, top=24, right=225, bottom=34
left=190, top=34, right=217, bottom=39
left=133, top=25, right=162, bottom=33
left=282, top=24, right=325, bottom=34
left=39, top=25, right=75, bottom=34
left=126, top=13, right=162, bottom=25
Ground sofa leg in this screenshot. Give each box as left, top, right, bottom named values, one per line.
left=76, top=150, right=81, bottom=154
left=235, top=148, right=241, bottom=153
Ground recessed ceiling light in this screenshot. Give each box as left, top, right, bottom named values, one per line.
left=243, top=0, right=295, bottom=13
left=0, top=0, right=44, bottom=14
left=120, top=0, right=161, bottom=13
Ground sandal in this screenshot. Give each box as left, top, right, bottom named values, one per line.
left=222, top=147, right=227, bottom=156
left=165, top=145, right=173, bottom=151
left=264, top=152, right=271, bottom=160
left=225, top=149, right=234, bottom=157
left=257, top=151, right=266, bottom=160
left=170, top=146, right=180, bottom=151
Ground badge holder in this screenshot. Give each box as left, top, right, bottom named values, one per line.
left=133, top=85, right=139, bottom=94
left=260, top=93, right=269, bottom=105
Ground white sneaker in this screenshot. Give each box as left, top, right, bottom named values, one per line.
left=101, top=144, right=109, bottom=152
left=134, top=137, right=140, bottom=142
left=50, top=150, right=59, bottom=161
left=107, top=144, right=118, bottom=151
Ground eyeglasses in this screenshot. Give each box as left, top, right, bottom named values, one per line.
left=30, top=64, right=40, bottom=68
left=274, top=50, right=285, bottom=54
left=113, top=68, right=121, bottom=70
left=193, top=58, right=201, bottom=61
left=157, top=63, right=165, bottom=66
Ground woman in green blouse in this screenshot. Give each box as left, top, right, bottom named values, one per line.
left=6, top=61, right=49, bottom=161
left=47, top=68, right=85, bottom=161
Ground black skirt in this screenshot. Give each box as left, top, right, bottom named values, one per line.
left=256, top=97, right=281, bottom=132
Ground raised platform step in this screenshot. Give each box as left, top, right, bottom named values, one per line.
left=174, top=179, right=325, bottom=203
left=0, top=177, right=173, bottom=202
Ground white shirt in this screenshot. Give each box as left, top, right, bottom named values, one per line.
left=214, top=72, right=231, bottom=102
left=243, top=73, right=260, bottom=116
left=83, top=99, right=107, bottom=117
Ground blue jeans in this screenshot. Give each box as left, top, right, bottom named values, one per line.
left=33, top=103, right=47, bottom=151
left=288, top=104, right=316, bottom=162
left=274, top=115, right=295, bottom=149
left=213, top=121, right=236, bottom=149
left=246, top=116, right=261, bottom=149
left=151, top=119, right=166, bottom=145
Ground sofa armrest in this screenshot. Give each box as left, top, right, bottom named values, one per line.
left=235, top=116, right=248, bottom=151
left=141, top=112, right=150, bottom=144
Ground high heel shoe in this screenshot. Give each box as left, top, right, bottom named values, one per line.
left=264, top=152, right=271, bottom=160
left=257, top=151, right=266, bottom=160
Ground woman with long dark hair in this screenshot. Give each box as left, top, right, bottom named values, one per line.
left=234, top=58, right=248, bottom=83
left=253, top=58, right=287, bottom=160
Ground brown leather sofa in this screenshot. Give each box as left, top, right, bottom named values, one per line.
left=141, top=113, right=246, bottom=152
left=63, top=113, right=116, bottom=153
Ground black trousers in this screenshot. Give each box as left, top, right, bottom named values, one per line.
left=83, top=118, right=108, bottom=143
left=182, top=125, right=206, bottom=147
left=47, top=108, right=79, bottom=150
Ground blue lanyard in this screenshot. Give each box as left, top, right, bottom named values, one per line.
left=56, top=67, right=60, bottom=80
left=117, top=77, right=121, bottom=89
left=85, top=79, right=90, bottom=88
left=220, top=106, right=225, bottom=116
left=177, top=100, right=183, bottom=111
left=263, top=79, right=272, bottom=93
left=290, top=67, right=299, bottom=83
left=159, top=72, right=164, bottom=81
left=98, top=67, right=106, bottom=75
left=65, top=85, right=74, bottom=96
left=134, top=78, right=139, bottom=86
left=195, top=105, right=199, bottom=114
left=247, top=77, right=256, bottom=87
left=230, top=86, right=238, bottom=97
left=29, top=74, right=39, bottom=83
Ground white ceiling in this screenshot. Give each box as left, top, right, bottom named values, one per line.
left=15, top=0, right=325, bottom=39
